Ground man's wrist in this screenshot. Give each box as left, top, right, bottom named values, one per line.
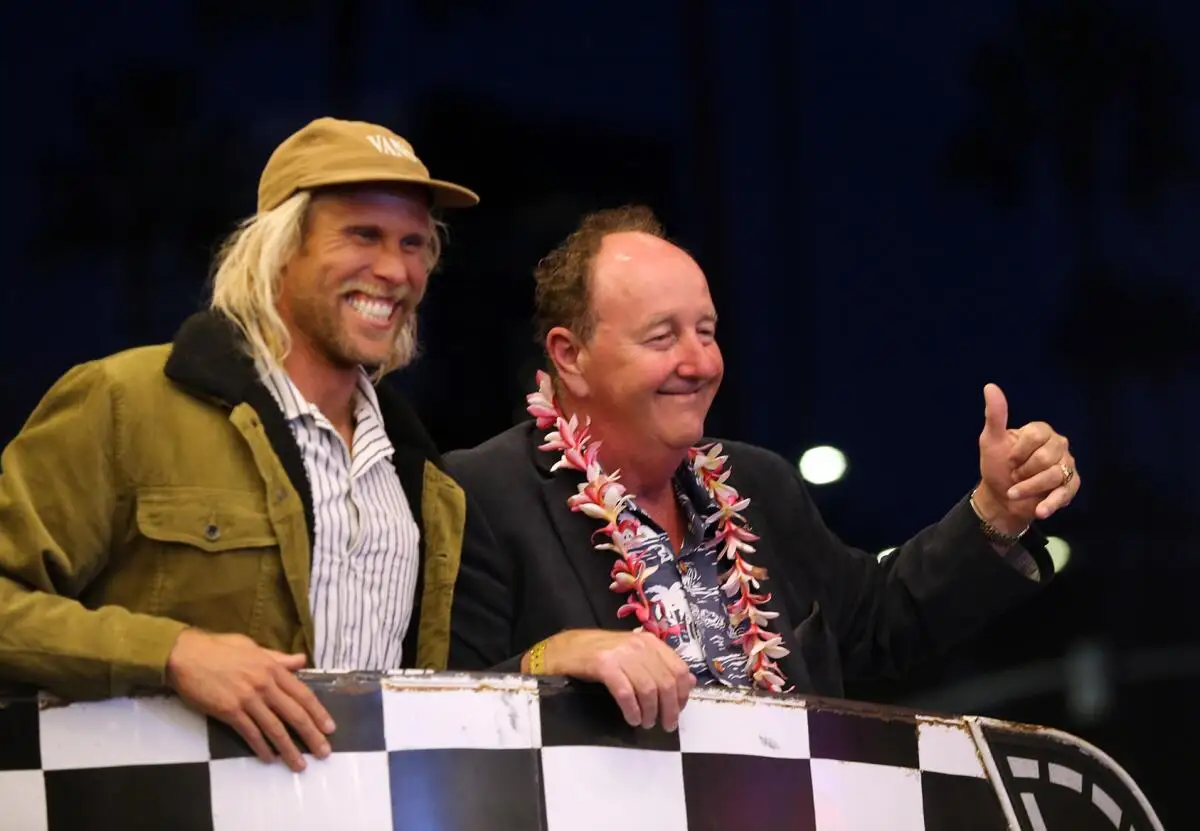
left=163, top=626, right=197, bottom=688
left=970, top=484, right=1029, bottom=541
left=522, top=632, right=565, bottom=675
left=526, top=638, right=549, bottom=675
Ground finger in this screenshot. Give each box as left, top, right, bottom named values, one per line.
left=981, top=384, right=1009, bottom=441
left=1012, top=435, right=1068, bottom=483
left=654, top=668, right=682, bottom=733
left=276, top=670, right=337, bottom=734
left=601, top=667, right=643, bottom=728
left=673, top=663, right=697, bottom=714
left=1009, top=454, right=1071, bottom=500
left=268, top=680, right=332, bottom=760
left=228, top=710, right=275, bottom=765
left=246, top=697, right=307, bottom=772
left=265, top=651, right=309, bottom=671
left=621, top=661, right=661, bottom=729
left=649, top=645, right=694, bottom=730
left=1035, top=482, right=1076, bottom=519
left=1007, top=422, right=1053, bottom=469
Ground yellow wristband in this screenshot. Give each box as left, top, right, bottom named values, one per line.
left=528, top=639, right=548, bottom=675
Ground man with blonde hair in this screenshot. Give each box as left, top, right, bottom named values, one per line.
left=0, top=117, right=479, bottom=772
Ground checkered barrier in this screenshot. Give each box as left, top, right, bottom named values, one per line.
left=0, top=671, right=1164, bottom=830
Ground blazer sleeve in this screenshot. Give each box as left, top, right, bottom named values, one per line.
left=445, top=453, right=524, bottom=673
left=753, top=448, right=1053, bottom=682
left=0, top=361, right=189, bottom=700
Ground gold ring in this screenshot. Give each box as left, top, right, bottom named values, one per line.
left=1060, top=463, right=1075, bottom=487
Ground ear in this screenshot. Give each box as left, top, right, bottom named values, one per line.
left=545, top=326, right=589, bottom=398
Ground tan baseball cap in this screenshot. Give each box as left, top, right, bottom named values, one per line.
left=256, top=116, right=480, bottom=213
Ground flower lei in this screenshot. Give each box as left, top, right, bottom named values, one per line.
left=526, top=370, right=790, bottom=692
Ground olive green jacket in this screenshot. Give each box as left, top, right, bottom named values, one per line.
left=0, top=312, right=466, bottom=700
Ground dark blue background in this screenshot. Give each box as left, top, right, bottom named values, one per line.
left=4, top=1, right=1197, bottom=824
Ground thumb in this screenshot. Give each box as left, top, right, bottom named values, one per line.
left=265, top=650, right=308, bottom=670
left=981, top=383, right=1009, bottom=441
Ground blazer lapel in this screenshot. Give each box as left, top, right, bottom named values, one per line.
left=745, top=516, right=816, bottom=693
left=528, top=429, right=632, bottom=632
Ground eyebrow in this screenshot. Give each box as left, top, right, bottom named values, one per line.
left=342, top=224, right=431, bottom=243
left=637, top=312, right=718, bottom=334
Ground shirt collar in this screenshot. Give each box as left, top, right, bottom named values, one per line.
left=259, top=362, right=385, bottom=430
left=674, top=462, right=719, bottom=516
left=351, top=370, right=386, bottom=425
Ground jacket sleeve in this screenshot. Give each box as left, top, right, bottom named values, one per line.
left=0, top=361, right=188, bottom=700
left=445, top=454, right=524, bottom=673
left=758, top=449, right=1053, bottom=683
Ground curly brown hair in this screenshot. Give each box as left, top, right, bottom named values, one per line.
left=532, top=204, right=666, bottom=346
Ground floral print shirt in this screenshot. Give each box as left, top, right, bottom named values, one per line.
left=618, top=466, right=751, bottom=687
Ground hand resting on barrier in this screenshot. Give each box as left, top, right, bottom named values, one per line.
left=523, top=629, right=697, bottom=732
left=165, top=629, right=337, bottom=773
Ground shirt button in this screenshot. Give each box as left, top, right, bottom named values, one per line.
left=204, top=523, right=221, bottom=542
left=274, top=488, right=287, bottom=505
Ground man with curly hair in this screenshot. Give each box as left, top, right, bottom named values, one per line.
left=447, top=205, right=1080, bottom=732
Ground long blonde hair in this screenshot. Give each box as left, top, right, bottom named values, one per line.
left=209, top=190, right=445, bottom=379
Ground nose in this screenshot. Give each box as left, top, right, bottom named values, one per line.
left=676, top=333, right=721, bottom=380
left=373, top=246, right=411, bottom=287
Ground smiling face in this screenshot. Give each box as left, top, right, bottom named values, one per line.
left=561, top=231, right=723, bottom=459
left=276, top=184, right=435, bottom=373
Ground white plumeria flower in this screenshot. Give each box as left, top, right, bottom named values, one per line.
left=577, top=501, right=612, bottom=521
left=749, top=606, right=780, bottom=622
left=754, top=669, right=786, bottom=689
left=603, top=485, right=626, bottom=510
left=720, top=570, right=742, bottom=594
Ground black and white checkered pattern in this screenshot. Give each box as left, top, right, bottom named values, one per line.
left=0, top=672, right=1161, bottom=831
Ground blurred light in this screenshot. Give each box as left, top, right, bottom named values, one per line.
left=877, top=547, right=897, bottom=563
left=1047, top=535, right=1072, bottom=572
left=798, top=445, right=847, bottom=485
left=1064, top=639, right=1112, bottom=724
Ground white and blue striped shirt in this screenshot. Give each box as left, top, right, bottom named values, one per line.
left=260, top=366, right=421, bottom=670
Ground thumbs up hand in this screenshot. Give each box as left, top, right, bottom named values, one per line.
left=974, top=383, right=1079, bottom=535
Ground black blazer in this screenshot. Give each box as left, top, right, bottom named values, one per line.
left=445, top=421, right=1053, bottom=698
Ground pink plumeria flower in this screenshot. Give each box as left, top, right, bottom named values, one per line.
left=754, top=669, right=786, bottom=690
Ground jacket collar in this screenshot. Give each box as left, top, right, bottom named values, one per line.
left=164, top=309, right=443, bottom=467
left=163, top=309, right=260, bottom=407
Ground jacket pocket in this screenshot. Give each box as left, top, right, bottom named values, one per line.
left=136, top=486, right=277, bottom=552
left=133, top=486, right=285, bottom=639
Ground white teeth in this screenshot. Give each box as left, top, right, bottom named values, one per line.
left=347, top=295, right=395, bottom=322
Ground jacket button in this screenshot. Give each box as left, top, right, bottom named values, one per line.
left=204, top=523, right=221, bottom=542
